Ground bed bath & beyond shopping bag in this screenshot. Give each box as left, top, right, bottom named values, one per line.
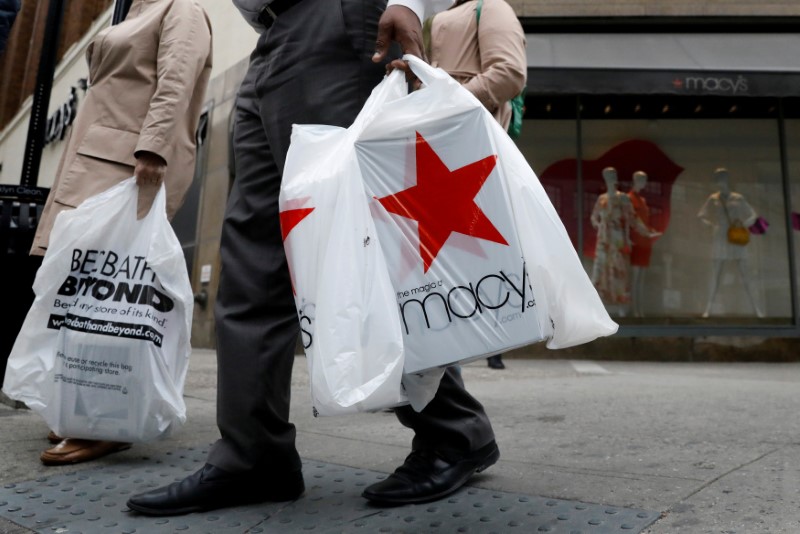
left=2, top=178, right=193, bottom=442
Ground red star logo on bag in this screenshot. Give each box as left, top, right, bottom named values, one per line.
left=280, top=203, right=315, bottom=242
left=376, top=132, right=508, bottom=273
left=280, top=198, right=315, bottom=294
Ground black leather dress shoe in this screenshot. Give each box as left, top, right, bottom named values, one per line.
left=362, top=441, right=500, bottom=504
left=487, top=355, right=505, bottom=369
left=126, top=464, right=304, bottom=516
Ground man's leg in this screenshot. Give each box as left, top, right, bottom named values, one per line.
left=362, top=367, right=499, bottom=504
left=127, top=55, right=304, bottom=516
left=208, top=59, right=302, bottom=478
left=209, top=1, right=391, bottom=479
left=396, top=368, right=495, bottom=455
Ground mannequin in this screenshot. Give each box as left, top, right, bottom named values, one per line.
left=628, top=171, right=662, bottom=317
left=697, top=167, right=763, bottom=318
left=590, top=167, right=655, bottom=316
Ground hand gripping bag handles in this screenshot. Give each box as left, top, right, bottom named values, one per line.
left=280, top=69, right=442, bottom=416
left=355, top=55, right=618, bottom=371
left=2, top=178, right=194, bottom=442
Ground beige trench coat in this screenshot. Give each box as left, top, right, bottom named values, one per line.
left=31, top=0, right=212, bottom=255
left=427, top=0, right=526, bottom=129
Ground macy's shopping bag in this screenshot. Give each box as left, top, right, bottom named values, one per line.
left=2, top=178, right=193, bottom=442
left=280, top=70, right=443, bottom=416
left=355, top=56, right=618, bottom=372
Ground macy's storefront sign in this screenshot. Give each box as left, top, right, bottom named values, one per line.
left=673, top=74, right=750, bottom=95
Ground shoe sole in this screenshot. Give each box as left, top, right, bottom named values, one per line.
left=476, top=445, right=500, bottom=474
left=126, top=501, right=206, bottom=517
left=363, top=444, right=501, bottom=505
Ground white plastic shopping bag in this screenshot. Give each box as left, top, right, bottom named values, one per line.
left=281, top=72, right=423, bottom=416
left=355, top=55, right=618, bottom=372
left=2, top=178, right=194, bottom=442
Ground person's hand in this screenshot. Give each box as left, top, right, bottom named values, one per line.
left=134, top=151, right=167, bottom=187
left=372, top=5, right=425, bottom=79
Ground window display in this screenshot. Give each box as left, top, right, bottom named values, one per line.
left=522, top=95, right=793, bottom=325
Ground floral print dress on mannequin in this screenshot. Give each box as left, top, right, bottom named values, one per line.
left=590, top=191, right=651, bottom=305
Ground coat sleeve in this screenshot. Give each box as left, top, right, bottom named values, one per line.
left=134, top=0, right=212, bottom=164
left=462, top=0, right=526, bottom=114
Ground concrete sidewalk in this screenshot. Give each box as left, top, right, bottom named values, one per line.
left=1, top=351, right=799, bottom=533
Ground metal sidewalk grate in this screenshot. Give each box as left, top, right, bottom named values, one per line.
left=0, top=446, right=660, bottom=533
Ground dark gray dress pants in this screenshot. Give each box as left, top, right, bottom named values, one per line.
left=209, top=0, right=495, bottom=475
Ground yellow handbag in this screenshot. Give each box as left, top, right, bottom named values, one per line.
left=727, top=222, right=750, bottom=246
left=722, top=200, right=750, bottom=246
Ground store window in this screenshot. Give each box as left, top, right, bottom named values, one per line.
left=521, top=95, right=793, bottom=326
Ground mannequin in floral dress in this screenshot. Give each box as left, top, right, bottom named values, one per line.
left=591, top=167, right=656, bottom=314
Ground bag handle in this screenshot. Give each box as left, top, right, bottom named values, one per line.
left=351, top=55, right=452, bottom=133
left=403, top=54, right=453, bottom=87
left=349, top=68, right=408, bottom=134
